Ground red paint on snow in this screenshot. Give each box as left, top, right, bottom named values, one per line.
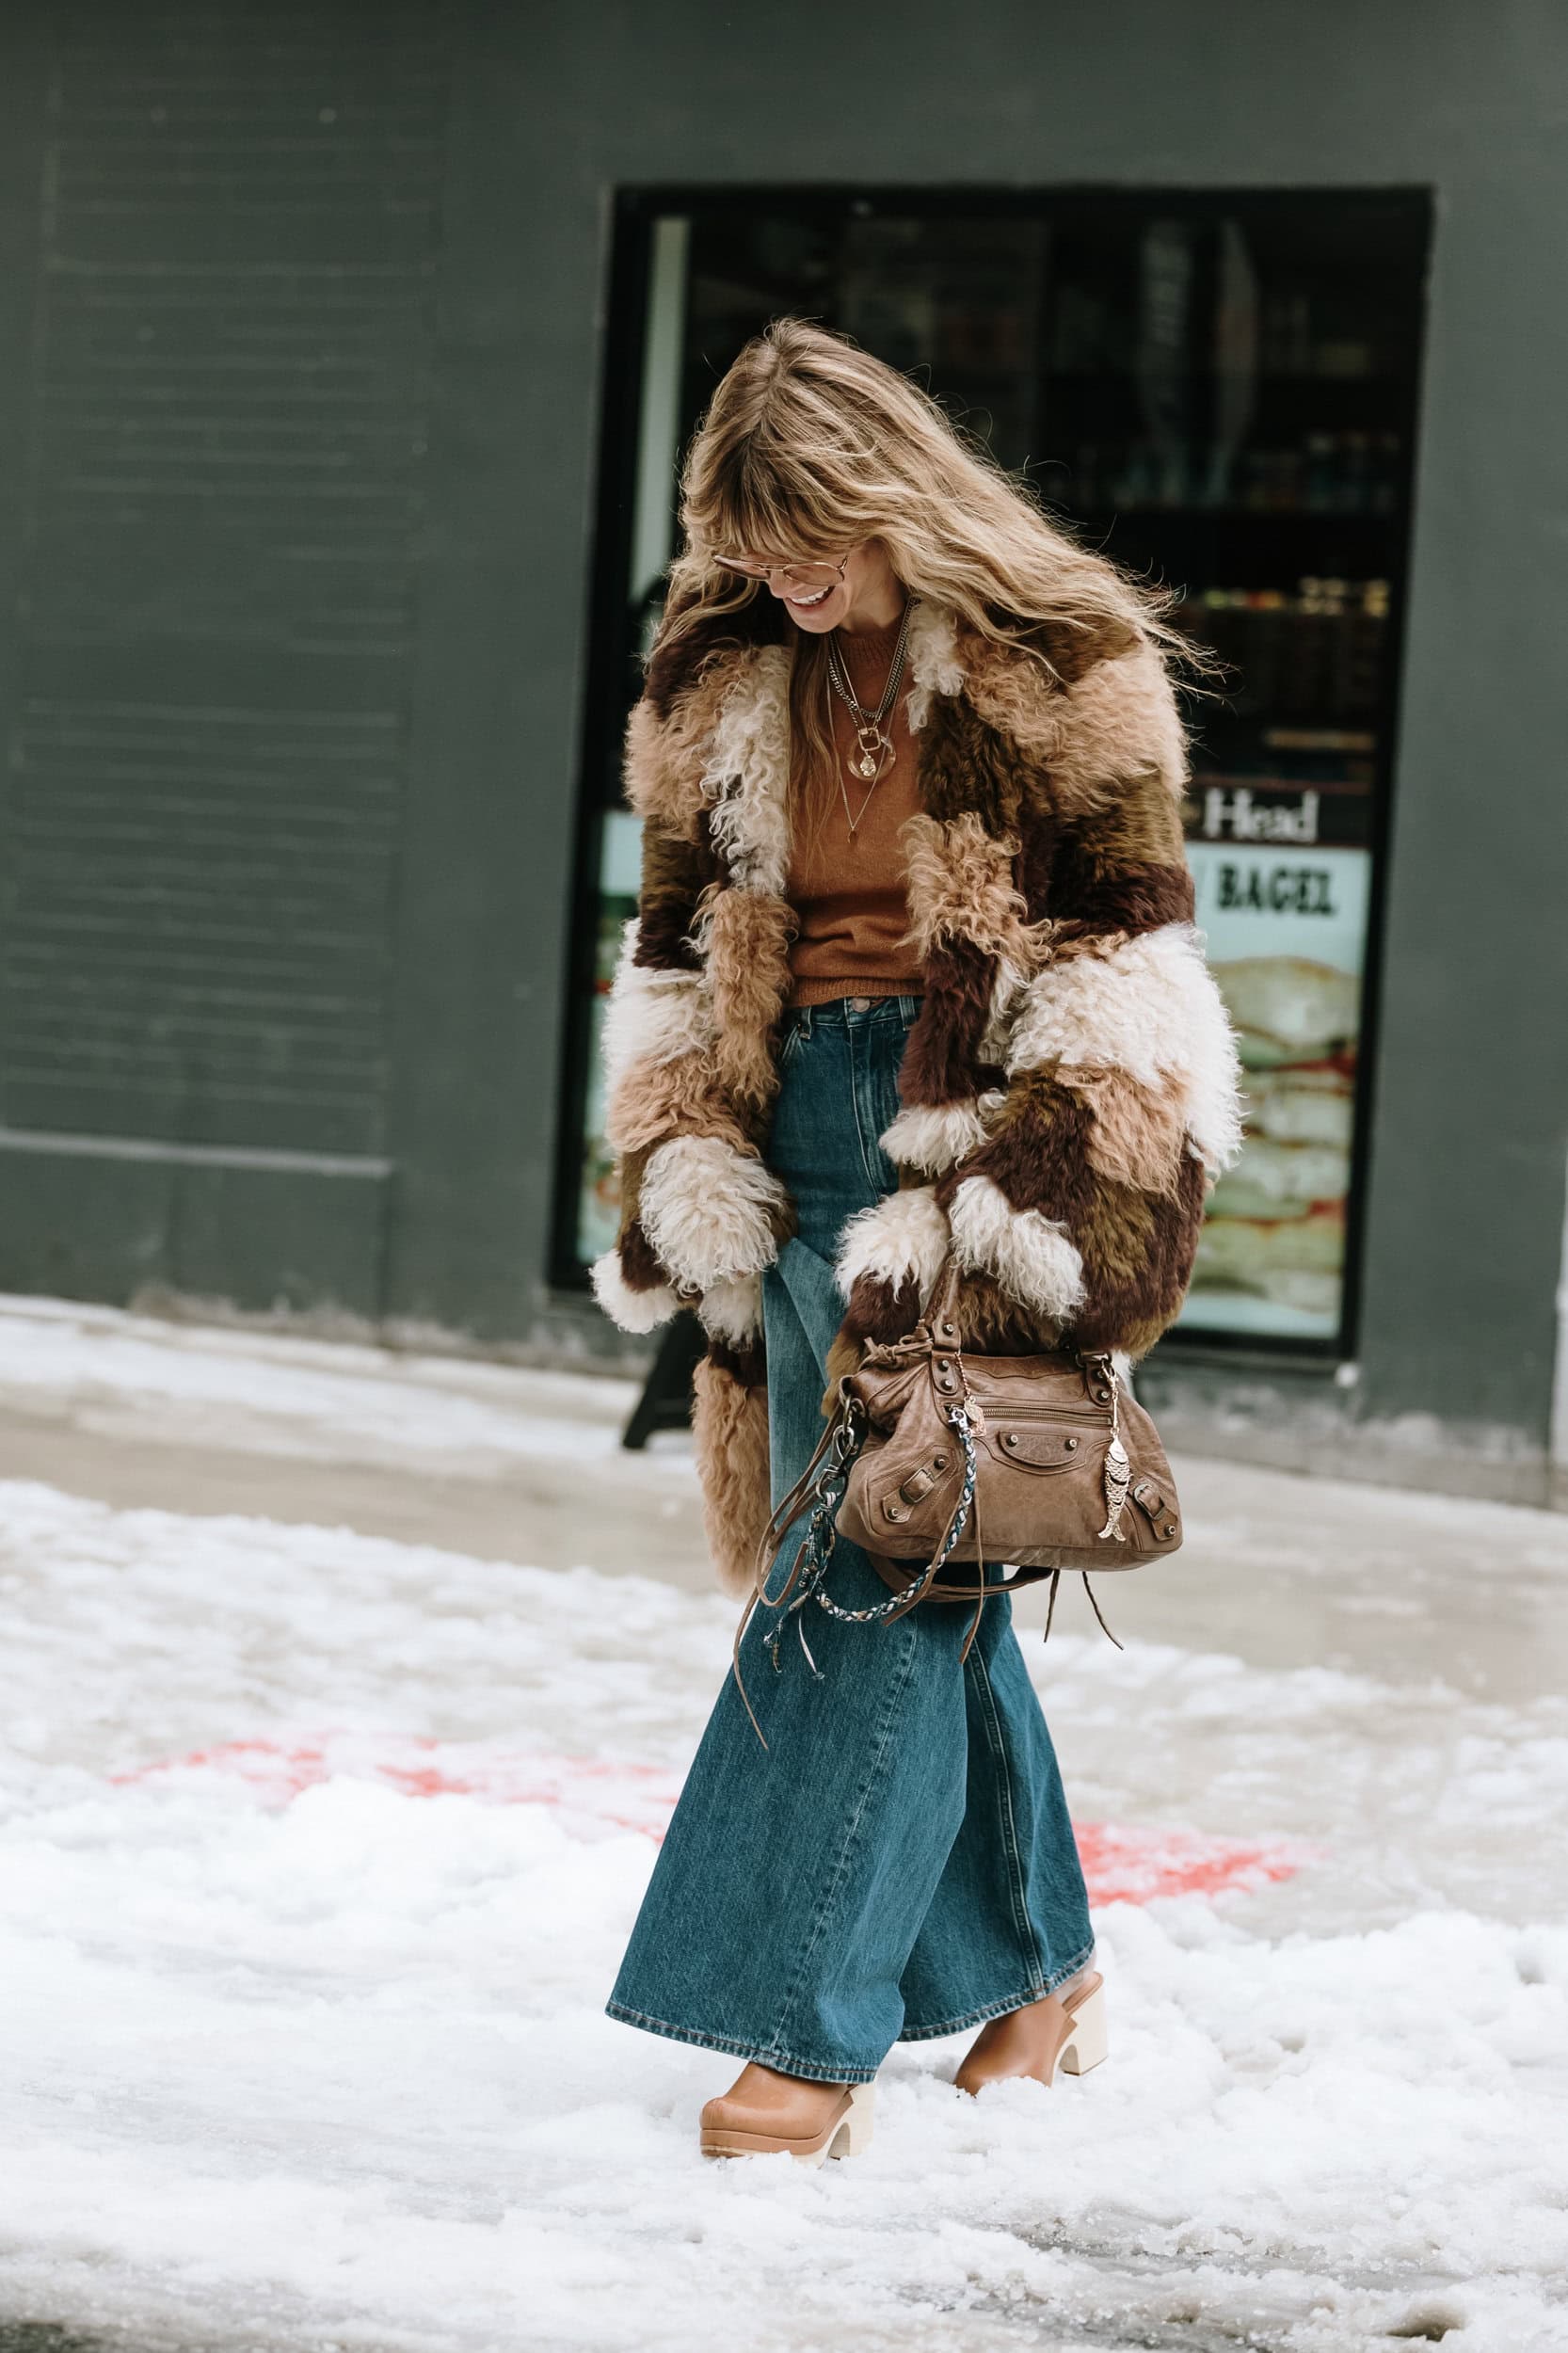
left=111, top=1734, right=1304, bottom=1902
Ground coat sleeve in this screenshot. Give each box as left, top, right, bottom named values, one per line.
left=933, top=635, right=1245, bottom=1362
left=587, top=695, right=792, bottom=1337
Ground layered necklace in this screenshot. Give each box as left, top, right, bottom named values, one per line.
left=824, top=600, right=913, bottom=841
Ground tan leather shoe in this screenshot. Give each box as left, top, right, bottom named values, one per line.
left=953, top=1970, right=1107, bottom=2097
left=699, top=2061, right=876, bottom=2165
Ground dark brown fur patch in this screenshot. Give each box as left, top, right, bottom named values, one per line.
left=708, top=1332, right=766, bottom=1387
left=632, top=819, right=719, bottom=969
left=1016, top=792, right=1063, bottom=925
left=937, top=1072, right=1096, bottom=1227
left=1053, top=769, right=1187, bottom=869
left=897, top=939, right=999, bottom=1108
left=1068, top=1154, right=1207, bottom=1355
left=841, top=1270, right=924, bottom=1349
left=1048, top=860, right=1194, bottom=942
left=644, top=590, right=784, bottom=719
left=917, top=693, right=1022, bottom=835
left=936, top=1071, right=1208, bottom=1356
left=949, top=1265, right=1061, bottom=1353
left=617, top=1218, right=668, bottom=1293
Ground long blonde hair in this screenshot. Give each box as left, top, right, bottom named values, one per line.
left=661, top=317, right=1200, bottom=820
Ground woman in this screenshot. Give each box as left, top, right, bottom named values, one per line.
left=590, top=319, right=1241, bottom=2164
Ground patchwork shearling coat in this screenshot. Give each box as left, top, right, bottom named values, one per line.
left=590, top=591, right=1243, bottom=1595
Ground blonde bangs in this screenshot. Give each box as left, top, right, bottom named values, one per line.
left=687, top=442, right=850, bottom=568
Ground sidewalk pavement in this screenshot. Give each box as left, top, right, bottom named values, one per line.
left=0, top=1289, right=1561, bottom=1707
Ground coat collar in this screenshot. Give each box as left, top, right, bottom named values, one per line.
left=634, top=596, right=1070, bottom=895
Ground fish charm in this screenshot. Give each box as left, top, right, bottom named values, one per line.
left=1096, top=1435, right=1130, bottom=1542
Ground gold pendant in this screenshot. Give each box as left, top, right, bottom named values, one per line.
left=854, top=726, right=889, bottom=782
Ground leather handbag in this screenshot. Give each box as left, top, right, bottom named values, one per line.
left=736, top=1252, right=1182, bottom=1736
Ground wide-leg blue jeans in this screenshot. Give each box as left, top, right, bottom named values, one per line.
left=606, top=993, right=1095, bottom=2083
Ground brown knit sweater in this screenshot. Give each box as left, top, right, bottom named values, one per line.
left=785, top=613, right=925, bottom=1008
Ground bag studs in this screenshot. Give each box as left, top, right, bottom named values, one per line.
left=1065, top=1436, right=1079, bottom=1450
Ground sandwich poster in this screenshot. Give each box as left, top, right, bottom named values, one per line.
left=1182, top=836, right=1370, bottom=1341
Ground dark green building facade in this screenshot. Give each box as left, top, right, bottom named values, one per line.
left=0, top=2, right=1564, bottom=1506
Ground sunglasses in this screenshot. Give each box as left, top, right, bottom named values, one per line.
left=712, top=553, right=848, bottom=594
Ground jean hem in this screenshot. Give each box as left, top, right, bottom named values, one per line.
left=604, top=1999, right=878, bottom=2085
left=895, top=1940, right=1097, bottom=2042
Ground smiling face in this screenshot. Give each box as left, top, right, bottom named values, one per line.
left=717, top=536, right=904, bottom=635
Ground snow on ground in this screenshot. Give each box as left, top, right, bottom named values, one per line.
left=2, top=1439, right=1567, bottom=2353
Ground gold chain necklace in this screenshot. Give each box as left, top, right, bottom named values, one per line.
left=824, top=602, right=912, bottom=841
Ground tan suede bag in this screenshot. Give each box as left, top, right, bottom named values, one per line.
left=735, top=1253, right=1182, bottom=1732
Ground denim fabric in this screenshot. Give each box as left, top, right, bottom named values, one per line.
left=606, top=994, right=1095, bottom=2083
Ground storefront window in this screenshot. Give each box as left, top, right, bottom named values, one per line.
left=561, top=189, right=1430, bottom=1354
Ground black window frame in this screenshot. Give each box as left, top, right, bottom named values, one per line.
left=552, top=181, right=1434, bottom=1370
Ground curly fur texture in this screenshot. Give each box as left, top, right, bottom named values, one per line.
left=589, top=1246, right=678, bottom=1335
left=692, top=1353, right=773, bottom=1597
left=832, top=1180, right=951, bottom=1305
left=603, top=1049, right=743, bottom=1159
left=895, top=938, right=1004, bottom=1109
left=1005, top=923, right=1244, bottom=1175
left=639, top=1134, right=792, bottom=1290
left=879, top=1093, right=1005, bottom=1176
left=601, top=920, right=714, bottom=1081
left=697, top=1270, right=764, bottom=1348
left=1044, top=639, right=1191, bottom=815
left=1060, top=1063, right=1192, bottom=1198
left=900, top=811, right=1032, bottom=961
left=624, top=661, right=735, bottom=841
left=698, top=884, right=797, bottom=1110
left=904, top=597, right=965, bottom=732
left=699, top=644, right=792, bottom=894
left=945, top=1170, right=1087, bottom=1326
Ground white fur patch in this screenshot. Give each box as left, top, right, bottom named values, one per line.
left=697, top=1270, right=763, bottom=1348
left=699, top=644, right=792, bottom=895
left=589, top=1247, right=679, bottom=1335
left=1006, top=923, right=1244, bottom=1175
left=639, top=1134, right=789, bottom=1289
left=600, top=918, right=713, bottom=1082
left=947, top=1172, right=1087, bottom=1325
left=833, top=1183, right=951, bottom=1303
left=879, top=1096, right=1003, bottom=1176
left=904, top=598, right=965, bottom=732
